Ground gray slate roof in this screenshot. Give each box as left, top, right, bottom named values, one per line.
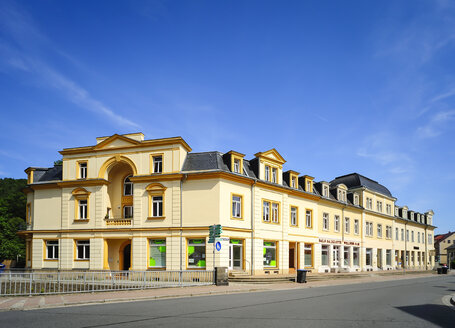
left=33, top=165, right=62, bottom=182
left=330, top=173, right=393, bottom=198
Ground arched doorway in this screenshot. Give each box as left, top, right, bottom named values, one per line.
left=119, top=241, right=131, bottom=271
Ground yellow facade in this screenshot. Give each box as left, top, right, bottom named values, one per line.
left=21, top=133, right=436, bottom=274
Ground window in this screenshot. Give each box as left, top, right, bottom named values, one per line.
left=406, top=229, right=409, bottom=242
left=149, top=239, right=166, bottom=268
left=78, top=199, right=88, bottom=220
left=345, top=217, right=350, bottom=234
left=26, top=203, right=32, bottom=224
left=386, top=204, right=391, bottom=215
left=401, top=229, right=404, bottom=241
left=377, top=201, right=383, bottom=212
left=323, top=185, right=329, bottom=197
left=291, top=176, right=297, bottom=188
left=232, top=195, right=242, bottom=219
left=46, top=240, right=58, bottom=259
left=304, top=244, right=313, bottom=268
left=306, top=210, right=313, bottom=228
left=152, top=156, right=162, bottom=173
left=338, top=190, right=346, bottom=202
left=271, top=203, right=279, bottom=223
left=233, top=158, right=241, bottom=173
left=411, top=231, right=414, bottom=242
left=366, top=221, right=373, bottom=236
left=187, top=239, right=206, bottom=268
left=321, top=245, right=329, bottom=266
left=428, top=234, right=432, bottom=244
left=377, top=224, right=382, bottom=238
left=79, top=162, right=87, bottom=179
left=265, top=165, right=270, bottom=181
left=123, top=205, right=133, bottom=219
left=290, top=206, right=298, bottom=226
left=403, top=209, right=408, bottom=218
left=323, top=213, right=329, bottom=230
left=306, top=180, right=312, bottom=192
left=386, top=250, right=392, bottom=266
left=263, top=241, right=277, bottom=267
left=354, top=194, right=359, bottom=206
left=76, top=240, right=90, bottom=260
left=396, top=228, right=399, bottom=240
left=152, top=196, right=163, bottom=217
left=343, top=247, right=350, bottom=266
left=366, top=248, right=373, bottom=266
left=417, top=232, right=420, bottom=243
left=386, top=226, right=392, bottom=239
left=263, top=201, right=270, bottom=222
left=123, top=175, right=133, bottom=196
left=366, top=197, right=372, bottom=209
left=334, top=215, right=340, bottom=232
left=354, top=219, right=359, bottom=234
left=271, top=167, right=277, bottom=183
left=353, top=247, right=360, bottom=266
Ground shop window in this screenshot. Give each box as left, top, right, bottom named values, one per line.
left=304, top=244, right=313, bottom=268
left=46, top=240, right=59, bottom=260
left=290, top=206, right=298, bottom=226
left=353, top=247, right=360, bottom=266
left=263, top=241, right=277, bottom=267
left=76, top=240, right=90, bottom=260
left=321, top=245, right=329, bottom=266
left=187, top=239, right=206, bottom=268
left=149, top=239, right=166, bottom=268
left=343, top=247, right=350, bottom=266
left=386, top=249, right=392, bottom=266
left=366, top=248, right=373, bottom=266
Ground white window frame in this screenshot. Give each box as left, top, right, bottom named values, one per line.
left=305, top=210, right=312, bottom=228
left=377, top=224, right=382, bottom=238
left=271, top=167, right=277, bottom=183
left=354, top=219, right=359, bottom=234
left=123, top=175, right=133, bottom=196
left=290, top=207, right=297, bottom=226
left=152, top=196, right=163, bottom=217
left=79, top=199, right=88, bottom=220
left=233, top=158, right=240, bottom=173
left=323, top=213, right=329, bottom=230
left=271, top=203, right=279, bottom=223
left=123, top=205, right=133, bottom=219
left=46, top=240, right=59, bottom=260
left=263, top=201, right=270, bottom=222
left=265, top=166, right=270, bottom=181
left=79, top=162, right=87, bottom=179
left=334, top=215, right=340, bottom=232
left=232, top=195, right=242, bottom=218
left=345, top=217, right=350, bottom=234
left=153, top=156, right=163, bottom=173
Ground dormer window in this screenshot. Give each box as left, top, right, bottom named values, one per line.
left=323, top=185, right=329, bottom=197
left=337, top=189, right=346, bottom=202
left=403, top=209, right=407, bottom=219
left=304, top=176, right=314, bottom=193
left=354, top=194, right=359, bottom=206
left=265, top=165, right=270, bottom=181
left=395, top=207, right=399, bottom=216
left=291, top=176, right=297, bottom=188
left=307, top=181, right=312, bottom=192
left=233, top=158, right=241, bottom=173
left=410, top=213, right=414, bottom=221
left=271, top=167, right=277, bottom=183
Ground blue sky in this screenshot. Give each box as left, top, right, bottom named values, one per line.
left=0, top=0, right=454, bottom=233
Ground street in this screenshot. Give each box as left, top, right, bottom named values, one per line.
left=2, top=275, right=455, bottom=328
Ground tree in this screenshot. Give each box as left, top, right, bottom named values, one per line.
left=0, top=178, right=27, bottom=264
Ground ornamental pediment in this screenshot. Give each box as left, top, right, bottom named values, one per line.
left=255, top=148, right=286, bottom=165
left=93, top=134, right=141, bottom=150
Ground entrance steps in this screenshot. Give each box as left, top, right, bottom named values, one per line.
left=228, top=269, right=433, bottom=284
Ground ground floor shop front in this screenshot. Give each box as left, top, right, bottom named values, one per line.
left=25, top=232, right=435, bottom=274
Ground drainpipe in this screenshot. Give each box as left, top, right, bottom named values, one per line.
left=250, top=180, right=256, bottom=276
left=425, top=226, right=428, bottom=270
left=404, top=222, right=407, bottom=273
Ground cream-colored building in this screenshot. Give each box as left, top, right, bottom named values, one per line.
left=21, top=133, right=436, bottom=275
left=434, top=231, right=455, bottom=265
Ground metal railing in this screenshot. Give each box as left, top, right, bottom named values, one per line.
left=0, top=270, right=214, bottom=296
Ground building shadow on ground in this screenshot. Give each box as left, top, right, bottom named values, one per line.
left=396, top=304, right=455, bottom=328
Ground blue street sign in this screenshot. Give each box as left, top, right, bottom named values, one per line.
left=215, top=241, right=222, bottom=251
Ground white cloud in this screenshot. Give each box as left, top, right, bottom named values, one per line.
left=416, top=110, right=455, bottom=139
left=0, top=1, right=140, bottom=129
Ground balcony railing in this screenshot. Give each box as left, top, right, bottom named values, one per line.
left=105, top=217, right=132, bottom=226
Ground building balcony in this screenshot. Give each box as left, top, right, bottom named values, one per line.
left=104, top=217, right=133, bottom=226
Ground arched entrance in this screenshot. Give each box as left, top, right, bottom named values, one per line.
left=119, top=241, right=132, bottom=271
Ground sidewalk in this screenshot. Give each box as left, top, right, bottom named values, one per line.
left=0, top=271, right=446, bottom=312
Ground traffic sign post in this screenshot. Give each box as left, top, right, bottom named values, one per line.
left=208, top=224, right=223, bottom=270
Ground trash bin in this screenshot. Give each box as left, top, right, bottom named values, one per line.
left=442, top=267, right=448, bottom=274
left=296, top=269, right=308, bottom=283
left=437, top=267, right=442, bottom=274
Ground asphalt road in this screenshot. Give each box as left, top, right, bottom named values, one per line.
left=2, top=275, right=455, bottom=328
